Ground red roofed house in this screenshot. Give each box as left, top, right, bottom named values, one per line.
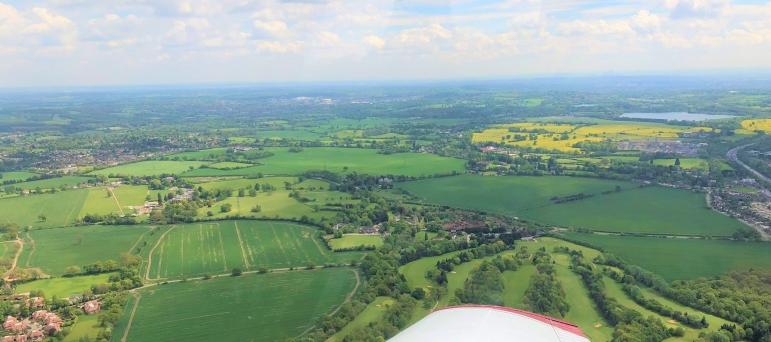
left=28, top=331, right=44, bottom=342
left=481, top=146, right=496, bottom=152
left=15, top=334, right=27, bottom=342
left=3, top=316, right=17, bottom=330
left=83, top=300, right=100, bottom=315
left=43, top=313, right=61, bottom=325
left=9, top=322, right=27, bottom=334
left=31, top=311, right=47, bottom=322
left=1, top=336, right=14, bottom=342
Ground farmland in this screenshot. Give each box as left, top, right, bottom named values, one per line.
left=473, top=119, right=714, bottom=152
left=90, top=161, right=207, bottom=177
left=79, top=187, right=121, bottom=216
left=13, top=176, right=93, bottom=191
left=0, top=171, right=40, bottom=182
left=198, top=193, right=328, bottom=221
left=400, top=175, right=744, bottom=236
left=113, top=269, right=358, bottom=342
left=145, top=221, right=362, bottom=280
left=21, top=225, right=151, bottom=276
left=560, top=232, right=771, bottom=281
left=180, top=147, right=465, bottom=177
left=738, top=119, right=771, bottom=134
left=328, top=235, right=384, bottom=251
left=0, top=189, right=89, bottom=228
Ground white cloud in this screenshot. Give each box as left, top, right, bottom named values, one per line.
left=556, top=20, right=634, bottom=36
left=363, top=35, right=385, bottom=49
left=631, top=10, right=661, bottom=31
left=257, top=40, right=303, bottom=53
left=254, top=20, right=288, bottom=37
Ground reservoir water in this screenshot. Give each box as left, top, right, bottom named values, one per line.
left=621, top=112, right=737, bottom=121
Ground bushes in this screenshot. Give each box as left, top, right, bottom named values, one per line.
left=523, top=263, right=570, bottom=318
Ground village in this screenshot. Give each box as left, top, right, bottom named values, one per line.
left=1, top=297, right=100, bottom=342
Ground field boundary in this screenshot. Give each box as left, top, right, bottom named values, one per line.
left=233, top=221, right=251, bottom=270
left=145, top=226, right=177, bottom=281
left=120, top=291, right=142, bottom=342
left=296, top=268, right=361, bottom=339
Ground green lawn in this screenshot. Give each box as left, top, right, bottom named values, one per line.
left=89, top=161, right=208, bottom=177
left=63, top=314, right=101, bottom=342
left=327, top=297, right=394, bottom=342
left=199, top=192, right=325, bottom=221
left=22, top=225, right=151, bottom=276
left=558, top=267, right=614, bottom=342
left=400, top=175, right=744, bottom=236
left=180, top=147, right=466, bottom=177
left=112, top=185, right=152, bottom=208
left=0, top=189, right=89, bottom=228
left=328, top=235, right=384, bottom=250
left=15, top=273, right=113, bottom=297
left=113, top=268, right=357, bottom=342
left=561, top=232, right=771, bottom=281
left=146, top=221, right=363, bottom=280
left=502, top=264, right=535, bottom=309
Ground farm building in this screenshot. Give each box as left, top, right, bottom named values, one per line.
left=83, top=300, right=101, bottom=315
left=387, top=306, right=590, bottom=342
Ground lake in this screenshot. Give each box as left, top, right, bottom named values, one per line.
left=621, top=112, right=737, bottom=121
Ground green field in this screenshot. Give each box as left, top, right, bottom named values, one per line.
left=15, top=273, right=113, bottom=297
left=0, top=171, right=40, bottom=182
left=146, top=221, right=362, bottom=280
left=112, top=185, right=152, bottom=208
left=114, top=269, right=358, bottom=342
left=79, top=187, right=122, bottom=216
left=198, top=177, right=298, bottom=191
left=400, top=175, right=744, bottom=236
left=21, top=225, right=151, bottom=276
left=199, top=192, right=326, bottom=221
left=14, top=176, right=93, bottom=191
left=0, top=241, right=19, bottom=260
left=561, top=232, right=771, bottom=281
left=502, top=264, right=535, bottom=309
left=89, top=161, right=207, bottom=177
left=208, top=162, right=255, bottom=169
left=328, top=235, right=384, bottom=250
left=0, top=189, right=89, bottom=228
left=180, top=147, right=466, bottom=177
left=557, top=267, right=613, bottom=342
left=254, top=130, right=322, bottom=141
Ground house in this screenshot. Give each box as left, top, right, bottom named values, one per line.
left=9, top=322, right=27, bottom=333
left=3, top=316, right=17, bottom=330
left=481, top=146, right=496, bottom=152
left=14, top=334, right=27, bottom=342
left=29, top=297, right=44, bottom=309
left=28, top=331, right=44, bottom=342
left=43, top=313, right=61, bottom=325
left=83, top=300, right=101, bottom=315
left=31, top=310, right=47, bottom=321
left=1, top=336, right=14, bottom=342
left=21, top=190, right=29, bottom=195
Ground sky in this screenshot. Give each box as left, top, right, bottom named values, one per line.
left=1, top=0, right=771, bottom=87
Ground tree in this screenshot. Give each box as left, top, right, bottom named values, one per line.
left=343, top=166, right=348, bottom=172
left=250, top=205, right=261, bottom=213
left=76, top=234, right=83, bottom=245
left=2, top=223, right=20, bottom=240
left=106, top=189, right=112, bottom=198
left=64, top=266, right=81, bottom=277
left=306, top=261, right=316, bottom=270
left=411, top=288, right=426, bottom=300
left=207, top=211, right=214, bottom=217
left=38, top=214, right=47, bottom=222
left=238, top=189, right=245, bottom=197
left=248, top=189, right=257, bottom=197
left=220, top=203, right=233, bottom=213
left=231, top=267, right=243, bottom=276
left=157, top=193, right=163, bottom=205
left=675, top=158, right=681, bottom=166
left=259, top=266, right=268, bottom=274
left=3, top=185, right=15, bottom=194
left=104, top=260, right=118, bottom=271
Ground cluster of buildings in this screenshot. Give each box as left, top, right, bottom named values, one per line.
left=617, top=141, right=703, bottom=157
left=1, top=299, right=100, bottom=341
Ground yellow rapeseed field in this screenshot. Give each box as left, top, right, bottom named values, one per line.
left=738, top=119, right=771, bottom=134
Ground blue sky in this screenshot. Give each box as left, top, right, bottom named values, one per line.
left=1, top=0, right=770, bottom=86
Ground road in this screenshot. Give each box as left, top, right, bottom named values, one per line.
left=727, top=144, right=771, bottom=184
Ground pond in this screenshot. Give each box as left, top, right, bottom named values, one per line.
left=621, top=112, right=737, bottom=121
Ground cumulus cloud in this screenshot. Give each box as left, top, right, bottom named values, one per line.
left=631, top=10, right=661, bottom=31
left=363, top=35, right=385, bottom=49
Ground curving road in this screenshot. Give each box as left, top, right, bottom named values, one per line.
left=727, top=144, right=771, bottom=184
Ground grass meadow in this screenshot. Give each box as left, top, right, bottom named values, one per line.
left=89, top=161, right=207, bottom=176
left=63, top=314, right=101, bottom=342
left=15, top=273, right=113, bottom=298
left=328, top=235, right=384, bottom=250
left=327, top=296, right=393, bottom=342
left=400, top=175, right=744, bottom=236
left=560, top=232, right=771, bottom=281
left=79, top=187, right=122, bottom=216
left=145, top=221, right=362, bottom=279
left=113, top=269, right=358, bottom=342
left=22, top=225, right=151, bottom=276
left=180, top=147, right=466, bottom=177
left=199, top=193, right=327, bottom=221
left=0, top=189, right=89, bottom=228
